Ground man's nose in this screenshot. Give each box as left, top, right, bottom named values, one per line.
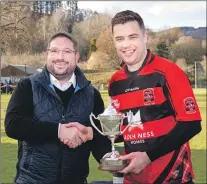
left=122, top=40, right=130, bottom=48
left=56, top=51, right=64, bottom=59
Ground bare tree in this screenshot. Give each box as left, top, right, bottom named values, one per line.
left=156, top=27, right=184, bottom=45
left=0, top=2, right=33, bottom=54
left=175, top=36, right=194, bottom=45
left=96, top=27, right=120, bottom=68
left=201, top=39, right=206, bottom=51
left=176, top=58, right=188, bottom=73
left=201, top=55, right=206, bottom=72
left=147, top=36, right=160, bottom=53
left=73, top=13, right=111, bottom=43
left=72, top=12, right=111, bottom=60
left=170, top=39, right=205, bottom=65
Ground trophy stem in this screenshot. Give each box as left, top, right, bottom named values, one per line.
left=110, top=136, right=116, bottom=159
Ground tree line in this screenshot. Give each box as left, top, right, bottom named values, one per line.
left=1, top=1, right=206, bottom=77
left=0, top=1, right=96, bottom=55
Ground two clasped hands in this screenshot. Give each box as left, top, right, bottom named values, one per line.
left=58, top=122, right=151, bottom=175
left=58, top=122, right=93, bottom=148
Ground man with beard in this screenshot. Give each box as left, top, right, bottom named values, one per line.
left=4, top=32, right=111, bottom=184
left=107, top=10, right=202, bottom=184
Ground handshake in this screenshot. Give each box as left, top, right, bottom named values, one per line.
left=58, top=122, right=93, bottom=148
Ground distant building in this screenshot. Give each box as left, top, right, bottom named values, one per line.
left=1, top=64, right=38, bottom=82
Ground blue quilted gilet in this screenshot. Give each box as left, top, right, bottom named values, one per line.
left=15, top=67, right=94, bottom=184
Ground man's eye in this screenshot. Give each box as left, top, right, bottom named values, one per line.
left=116, top=38, right=123, bottom=41
left=130, top=36, right=137, bottom=39
left=51, top=50, right=58, bottom=53
left=116, top=39, right=122, bottom=41
left=64, top=50, right=72, bottom=54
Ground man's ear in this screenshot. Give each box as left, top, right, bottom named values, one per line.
left=144, top=31, right=148, bottom=45
left=75, top=51, right=80, bottom=63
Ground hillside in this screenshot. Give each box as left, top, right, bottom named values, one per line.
left=180, top=27, right=206, bottom=40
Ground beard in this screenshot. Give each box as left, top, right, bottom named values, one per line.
left=47, top=59, right=75, bottom=80
left=50, top=68, right=69, bottom=80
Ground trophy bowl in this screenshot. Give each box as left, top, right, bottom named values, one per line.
left=98, top=114, right=124, bottom=136
left=90, top=111, right=133, bottom=172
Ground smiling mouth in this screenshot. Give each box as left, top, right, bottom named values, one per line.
left=123, top=50, right=135, bottom=56
left=53, top=60, right=69, bottom=66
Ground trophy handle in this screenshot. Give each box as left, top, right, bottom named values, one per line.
left=120, top=110, right=133, bottom=134
left=90, top=113, right=104, bottom=135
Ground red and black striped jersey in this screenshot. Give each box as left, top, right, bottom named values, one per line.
left=108, top=50, right=202, bottom=184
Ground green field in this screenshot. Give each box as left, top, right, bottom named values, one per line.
left=1, top=89, right=206, bottom=183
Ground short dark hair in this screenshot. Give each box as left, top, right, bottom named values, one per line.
left=48, top=32, right=78, bottom=52
left=111, top=10, right=145, bottom=33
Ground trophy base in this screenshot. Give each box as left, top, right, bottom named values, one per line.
left=98, top=157, right=127, bottom=172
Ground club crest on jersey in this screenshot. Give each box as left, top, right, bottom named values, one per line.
left=184, top=97, right=196, bottom=114
left=143, top=88, right=155, bottom=105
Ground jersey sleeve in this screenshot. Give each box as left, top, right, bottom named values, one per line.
left=165, top=64, right=202, bottom=122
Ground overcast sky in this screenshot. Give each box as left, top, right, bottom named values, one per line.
left=78, top=1, right=206, bottom=31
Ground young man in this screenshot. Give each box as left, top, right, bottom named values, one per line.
left=5, top=32, right=111, bottom=184
left=108, top=10, right=202, bottom=184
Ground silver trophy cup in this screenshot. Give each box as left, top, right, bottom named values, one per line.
left=90, top=111, right=133, bottom=171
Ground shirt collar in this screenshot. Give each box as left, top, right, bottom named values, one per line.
left=50, top=73, right=76, bottom=91
left=69, top=73, right=76, bottom=88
